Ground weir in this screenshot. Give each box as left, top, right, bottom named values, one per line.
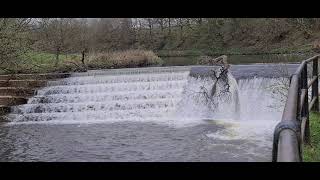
left=0, top=65, right=291, bottom=161
left=3, top=66, right=282, bottom=123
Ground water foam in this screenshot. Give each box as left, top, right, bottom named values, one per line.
left=205, top=77, right=288, bottom=146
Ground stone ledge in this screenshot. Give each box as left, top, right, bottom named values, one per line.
left=0, top=87, right=35, bottom=96
left=0, top=73, right=70, bottom=80
left=0, top=80, right=47, bottom=88
left=0, top=96, right=28, bottom=106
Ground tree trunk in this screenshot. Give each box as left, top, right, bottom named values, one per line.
left=179, top=19, right=183, bottom=38
left=149, top=26, right=152, bottom=37
left=55, top=48, right=60, bottom=67
left=148, top=19, right=153, bottom=47
left=149, top=24, right=152, bottom=38
left=168, top=18, right=171, bottom=35
left=159, top=19, right=164, bottom=33
left=81, top=48, right=88, bottom=71
left=81, top=50, right=85, bottom=65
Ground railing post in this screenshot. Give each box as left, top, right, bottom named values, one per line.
left=312, top=57, right=319, bottom=112
left=301, top=64, right=310, bottom=144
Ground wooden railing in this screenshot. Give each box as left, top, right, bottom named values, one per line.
left=272, top=55, right=319, bottom=162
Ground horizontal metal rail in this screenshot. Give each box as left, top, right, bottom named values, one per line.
left=272, top=55, right=319, bottom=162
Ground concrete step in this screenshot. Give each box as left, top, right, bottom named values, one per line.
left=0, top=80, right=47, bottom=88
left=0, top=73, right=70, bottom=122
left=0, top=73, right=70, bottom=80
left=0, top=87, right=35, bottom=96
left=0, top=96, right=28, bottom=106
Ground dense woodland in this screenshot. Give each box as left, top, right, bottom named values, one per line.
left=1, top=18, right=320, bottom=73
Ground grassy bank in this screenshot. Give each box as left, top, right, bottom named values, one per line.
left=0, top=52, right=82, bottom=74
left=303, top=112, right=320, bottom=162
left=0, top=50, right=163, bottom=75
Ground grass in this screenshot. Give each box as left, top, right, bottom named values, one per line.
left=0, top=51, right=82, bottom=74
left=0, top=50, right=163, bottom=75
left=303, top=111, right=320, bottom=162
left=23, top=51, right=80, bottom=65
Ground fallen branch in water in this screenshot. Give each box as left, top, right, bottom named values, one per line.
left=191, top=55, right=232, bottom=111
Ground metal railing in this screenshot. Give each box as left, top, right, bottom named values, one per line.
left=272, top=55, right=320, bottom=162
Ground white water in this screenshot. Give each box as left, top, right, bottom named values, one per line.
left=205, top=76, right=287, bottom=141
left=5, top=67, right=288, bottom=146
left=7, top=68, right=190, bottom=124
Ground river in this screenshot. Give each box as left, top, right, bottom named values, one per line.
left=0, top=59, right=303, bottom=161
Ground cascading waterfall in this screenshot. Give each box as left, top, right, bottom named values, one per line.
left=4, top=67, right=287, bottom=128
left=175, top=71, right=240, bottom=122
left=6, top=68, right=190, bottom=124
left=2, top=66, right=292, bottom=161
left=205, top=76, right=288, bottom=145
left=237, top=77, right=288, bottom=121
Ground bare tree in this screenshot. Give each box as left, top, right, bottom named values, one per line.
left=0, top=18, right=33, bottom=73
left=192, top=55, right=233, bottom=111
left=168, top=18, right=172, bottom=36
left=3, top=18, right=319, bottom=74
left=72, top=18, right=90, bottom=69
left=146, top=18, right=154, bottom=40
left=35, top=18, right=78, bottom=67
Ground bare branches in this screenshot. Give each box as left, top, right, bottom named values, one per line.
left=192, top=55, right=232, bottom=111
left=0, top=18, right=33, bottom=73
left=265, top=64, right=291, bottom=109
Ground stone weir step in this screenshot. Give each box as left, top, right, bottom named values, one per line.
left=0, top=73, right=70, bottom=80
left=0, top=96, right=28, bottom=106
left=0, top=87, right=35, bottom=96
left=0, top=80, right=47, bottom=88
left=0, top=73, right=71, bottom=119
